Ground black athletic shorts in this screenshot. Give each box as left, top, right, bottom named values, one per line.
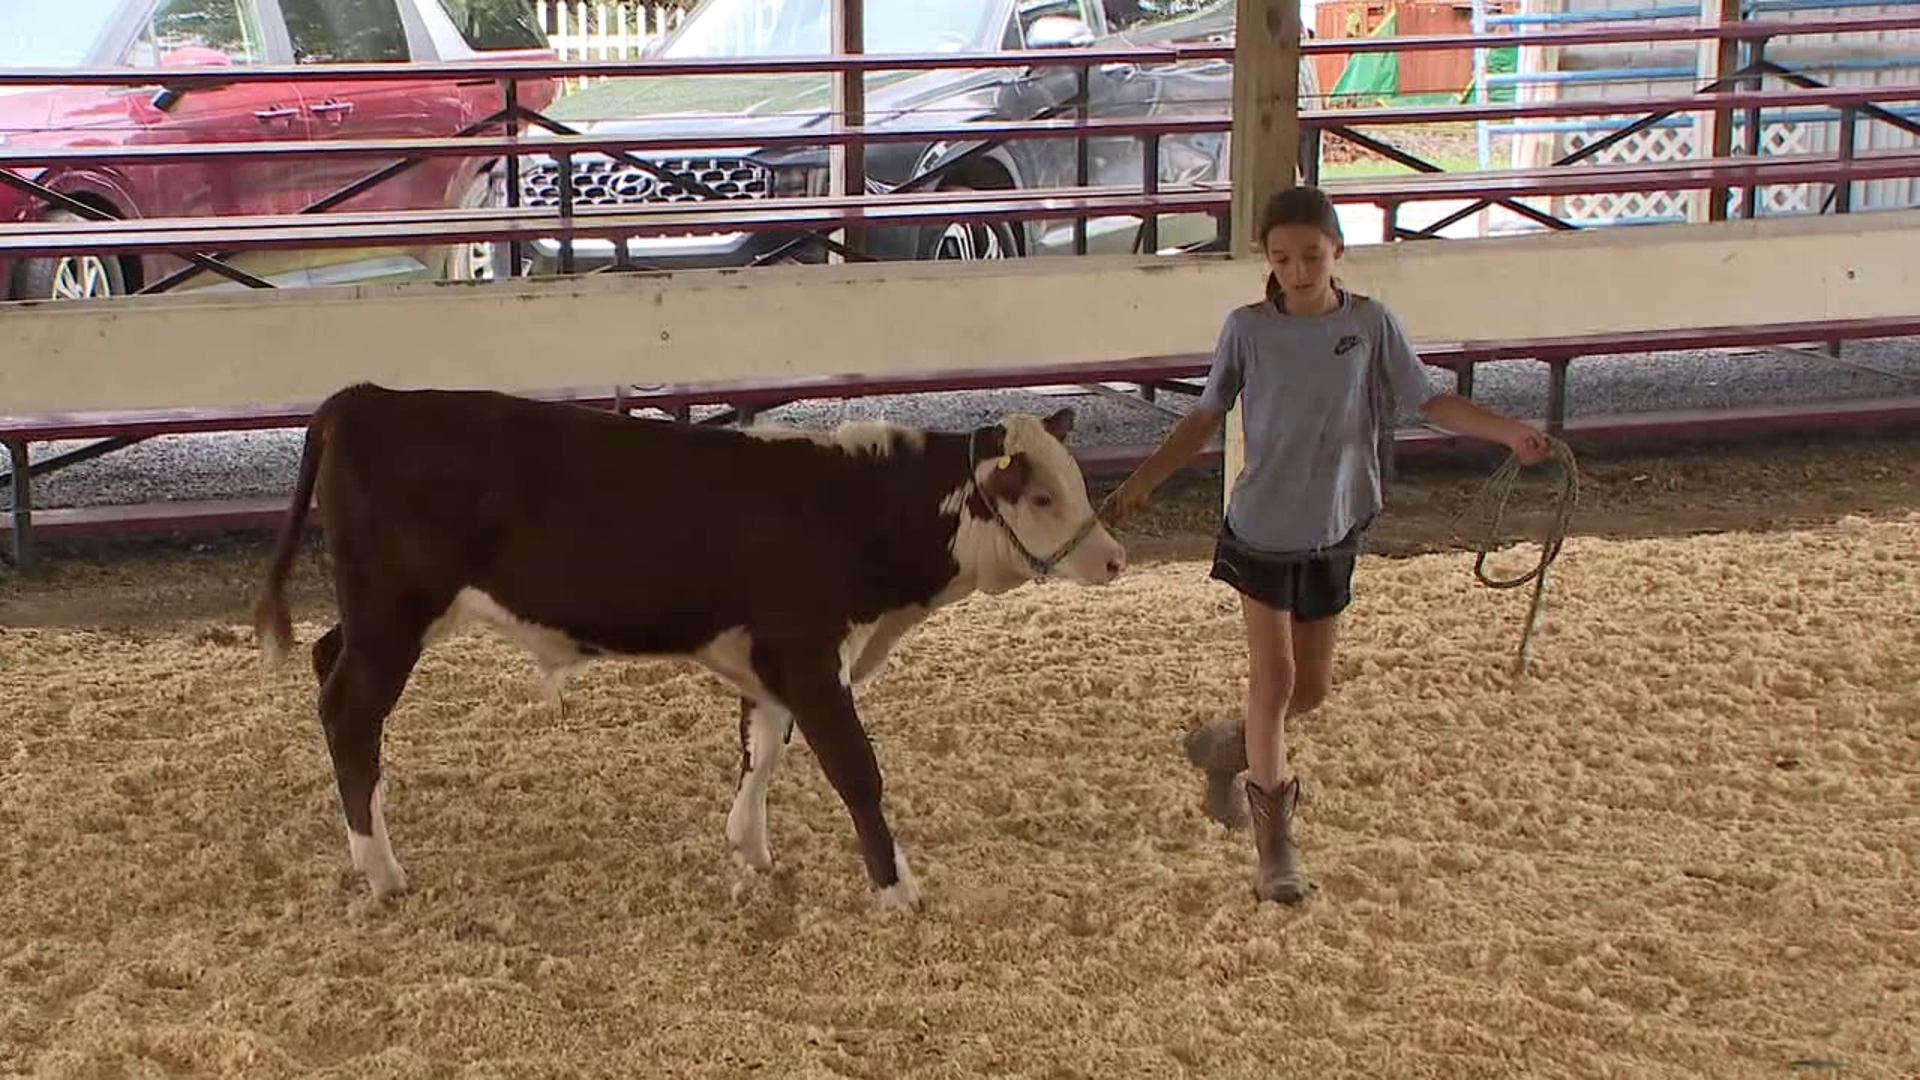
left=1208, top=517, right=1368, bottom=623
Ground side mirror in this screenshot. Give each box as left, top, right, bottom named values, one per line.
left=1027, top=15, right=1096, bottom=49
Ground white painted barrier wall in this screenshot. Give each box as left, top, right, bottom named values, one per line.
left=2, top=209, right=1917, bottom=417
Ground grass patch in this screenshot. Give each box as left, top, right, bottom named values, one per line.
left=1321, top=154, right=1484, bottom=178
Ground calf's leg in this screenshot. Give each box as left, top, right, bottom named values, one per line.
left=319, top=627, right=425, bottom=899
left=762, top=645, right=918, bottom=911
left=727, top=696, right=794, bottom=872
left=311, top=624, right=344, bottom=687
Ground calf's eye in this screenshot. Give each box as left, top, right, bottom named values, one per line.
left=1032, top=492, right=1054, bottom=508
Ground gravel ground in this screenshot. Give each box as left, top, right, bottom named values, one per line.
left=8, top=337, right=1920, bottom=512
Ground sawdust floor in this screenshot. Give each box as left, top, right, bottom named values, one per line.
left=3, top=516, right=1917, bottom=1079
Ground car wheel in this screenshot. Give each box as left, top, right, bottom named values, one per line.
left=916, top=184, right=1020, bottom=262
left=444, top=170, right=502, bottom=282
left=14, top=210, right=126, bottom=301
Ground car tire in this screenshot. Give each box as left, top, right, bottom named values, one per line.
left=443, top=169, right=507, bottom=282
left=13, top=209, right=127, bottom=301
left=914, top=183, right=1021, bottom=262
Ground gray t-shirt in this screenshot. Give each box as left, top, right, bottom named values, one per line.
left=1197, top=289, right=1443, bottom=554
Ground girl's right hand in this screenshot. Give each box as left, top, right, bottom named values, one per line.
left=1100, top=478, right=1151, bottom=527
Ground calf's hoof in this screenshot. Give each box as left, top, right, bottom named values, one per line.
left=725, top=800, right=773, bottom=873
left=347, top=833, right=409, bottom=899
left=876, top=880, right=923, bottom=913
left=728, top=838, right=773, bottom=875
left=371, top=868, right=410, bottom=900
left=873, top=849, right=923, bottom=913
left=355, top=858, right=409, bottom=900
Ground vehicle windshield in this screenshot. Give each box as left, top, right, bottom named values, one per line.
left=661, top=0, right=1003, bottom=57
left=0, top=0, right=126, bottom=68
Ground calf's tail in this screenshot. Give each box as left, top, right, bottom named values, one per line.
left=253, top=403, right=330, bottom=664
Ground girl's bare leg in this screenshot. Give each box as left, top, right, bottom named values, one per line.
left=1241, top=595, right=1295, bottom=789
left=1237, top=596, right=1312, bottom=903
left=1288, top=612, right=1339, bottom=720
left=1187, top=611, right=1340, bottom=827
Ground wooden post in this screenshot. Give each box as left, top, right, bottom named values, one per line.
left=1693, top=0, right=1742, bottom=221
left=1223, top=0, right=1302, bottom=513
left=830, top=0, right=866, bottom=262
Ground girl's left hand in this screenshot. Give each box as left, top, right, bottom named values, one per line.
left=1508, top=423, right=1554, bottom=465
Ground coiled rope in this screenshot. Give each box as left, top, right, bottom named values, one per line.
left=1451, top=435, right=1581, bottom=676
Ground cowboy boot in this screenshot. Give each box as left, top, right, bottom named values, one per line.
left=1245, top=776, right=1312, bottom=904
left=1183, top=717, right=1249, bottom=828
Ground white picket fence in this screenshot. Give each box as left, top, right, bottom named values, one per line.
left=536, top=0, right=687, bottom=90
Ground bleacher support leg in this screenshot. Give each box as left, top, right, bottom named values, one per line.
left=6, top=441, right=31, bottom=574
left=1546, top=357, right=1572, bottom=434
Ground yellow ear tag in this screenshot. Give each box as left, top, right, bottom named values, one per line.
left=996, top=455, right=1012, bottom=470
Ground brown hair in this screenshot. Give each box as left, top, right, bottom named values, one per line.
left=1258, top=185, right=1344, bottom=307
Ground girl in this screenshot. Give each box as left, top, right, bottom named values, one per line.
left=1101, top=185, right=1552, bottom=904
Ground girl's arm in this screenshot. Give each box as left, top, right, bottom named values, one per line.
left=1104, top=312, right=1249, bottom=525
left=1371, top=303, right=1553, bottom=465
left=1121, top=407, right=1225, bottom=495
left=1419, top=392, right=1554, bottom=463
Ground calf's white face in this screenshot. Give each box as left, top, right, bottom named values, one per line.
left=966, top=409, right=1127, bottom=589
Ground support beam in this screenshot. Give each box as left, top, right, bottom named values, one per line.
left=1224, top=0, right=1304, bottom=513
left=6, top=441, right=30, bottom=572
left=1228, top=0, right=1304, bottom=256
left=830, top=0, right=867, bottom=262
left=1693, top=0, right=1743, bottom=221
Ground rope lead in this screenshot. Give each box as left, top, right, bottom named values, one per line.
left=1452, top=436, right=1581, bottom=677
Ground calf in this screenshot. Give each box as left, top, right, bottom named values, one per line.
left=252, top=383, right=1127, bottom=910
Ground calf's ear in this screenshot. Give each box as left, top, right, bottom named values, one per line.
left=1042, top=407, right=1075, bottom=441
left=981, top=451, right=1033, bottom=503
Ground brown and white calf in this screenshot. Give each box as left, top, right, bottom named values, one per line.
left=252, top=382, right=1127, bottom=910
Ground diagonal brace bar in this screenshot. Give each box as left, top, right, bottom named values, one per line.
left=0, top=436, right=145, bottom=488
left=1758, top=59, right=1920, bottom=141
left=0, top=170, right=275, bottom=290
left=1330, top=125, right=1577, bottom=235
left=139, top=103, right=525, bottom=294
left=1389, top=62, right=1773, bottom=237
